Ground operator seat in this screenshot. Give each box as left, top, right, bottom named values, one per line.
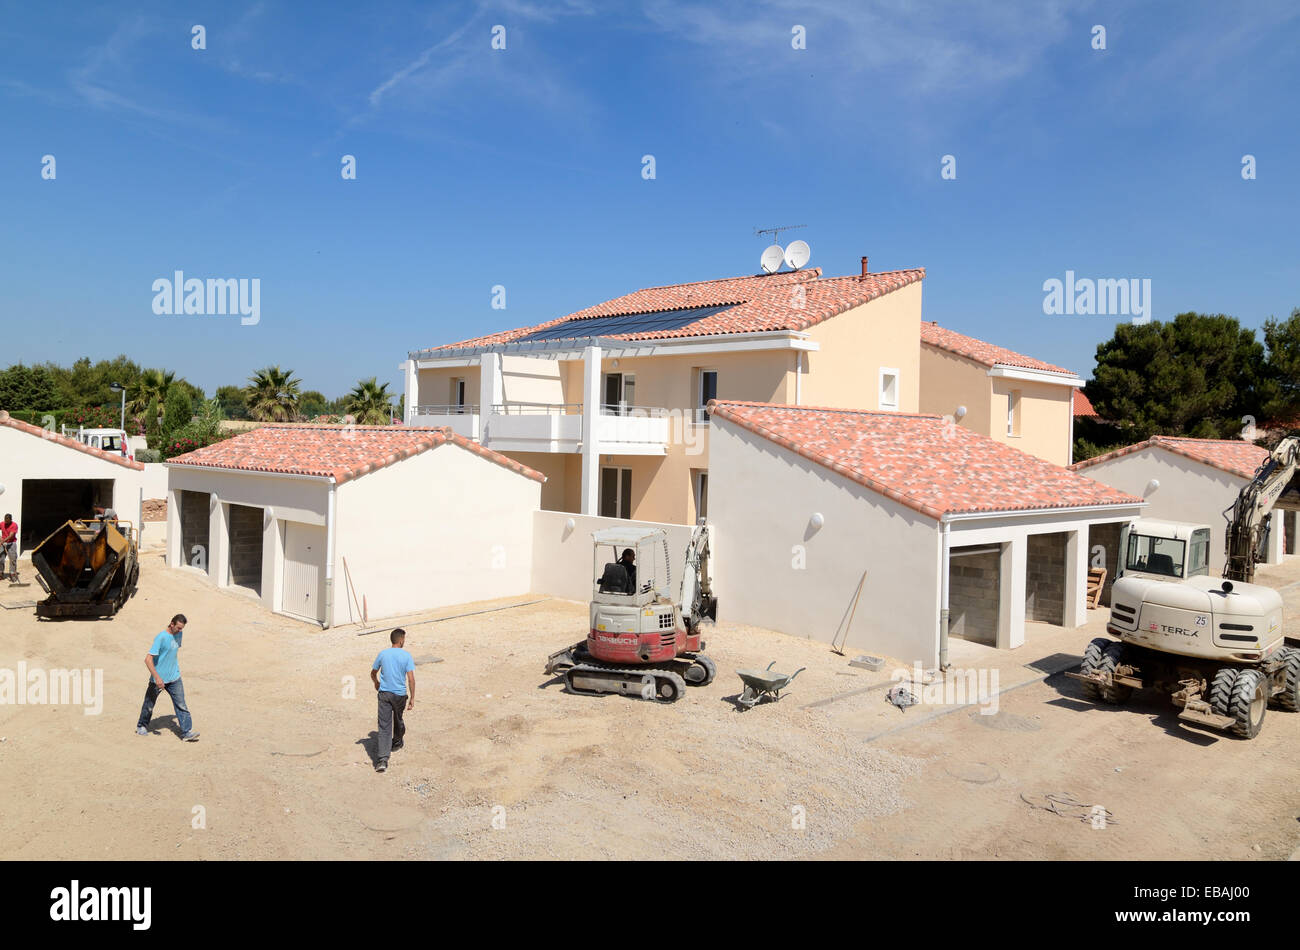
left=598, top=562, right=633, bottom=594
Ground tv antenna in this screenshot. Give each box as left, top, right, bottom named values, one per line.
left=754, top=224, right=807, bottom=244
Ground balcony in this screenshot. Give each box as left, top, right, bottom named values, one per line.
left=486, top=403, right=584, bottom=453
left=480, top=403, right=673, bottom=455
left=411, top=404, right=480, bottom=439
left=594, top=405, right=671, bottom=455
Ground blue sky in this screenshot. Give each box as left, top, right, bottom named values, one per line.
left=3, top=1, right=1298, bottom=398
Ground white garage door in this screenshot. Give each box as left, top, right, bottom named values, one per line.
left=283, top=522, right=326, bottom=622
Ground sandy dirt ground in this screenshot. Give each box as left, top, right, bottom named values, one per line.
left=1, top=542, right=1297, bottom=860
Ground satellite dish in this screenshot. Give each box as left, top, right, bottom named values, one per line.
left=760, top=245, right=784, bottom=274
left=784, top=240, right=810, bottom=270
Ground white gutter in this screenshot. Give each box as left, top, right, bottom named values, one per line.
left=163, top=462, right=333, bottom=483
left=987, top=365, right=1084, bottom=388
left=940, top=501, right=1147, bottom=523
left=323, top=480, right=337, bottom=629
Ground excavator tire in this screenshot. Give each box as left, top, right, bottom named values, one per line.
left=1078, top=638, right=1111, bottom=700
left=1228, top=669, right=1268, bottom=739
left=1272, top=647, right=1300, bottom=711
left=683, top=655, right=716, bottom=686
left=1210, top=667, right=1240, bottom=717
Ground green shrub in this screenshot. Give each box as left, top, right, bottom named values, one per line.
left=134, top=448, right=162, bottom=463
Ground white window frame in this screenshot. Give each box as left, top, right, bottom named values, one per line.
left=599, top=466, right=633, bottom=520
left=696, top=369, right=718, bottom=424
left=1007, top=389, right=1021, bottom=437
left=878, top=367, right=900, bottom=411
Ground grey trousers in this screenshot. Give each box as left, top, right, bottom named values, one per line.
left=0, top=542, right=16, bottom=575
left=376, top=690, right=407, bottom=763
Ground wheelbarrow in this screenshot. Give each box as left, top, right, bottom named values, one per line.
left=735, top=661, right=806, bottom=709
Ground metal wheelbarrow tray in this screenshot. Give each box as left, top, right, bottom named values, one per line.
left=735, top=661, right=806, bottom=709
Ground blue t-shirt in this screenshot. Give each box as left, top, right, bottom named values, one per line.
left=149, top=630, right=182, bottom=684
left=373, top=647, right=415, bottom=695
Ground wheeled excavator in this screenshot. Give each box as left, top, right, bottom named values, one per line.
left=1070, top=435, right=1300, bottom=737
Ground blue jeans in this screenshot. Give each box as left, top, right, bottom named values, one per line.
left=137, top=678, right=193, bottom=735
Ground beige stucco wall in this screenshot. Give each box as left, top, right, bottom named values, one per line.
left=1075, top=447, right=1268, bottom=574
left=415, top=366, right=482, bottom=408
left=918, top=346, right=992, bottom=432
left=707, top=417, right=944, bottom=665
left=991, top=378, right=1072, bottom=466
left=918, top=344, right=1073, bottom=466
left=530, top=509, right=698, bottom=603
left=801, top=280, right=923, bottom=412
left=0, top=425, right=146, bottom=553
left=333, top=445, right=540, bottom=623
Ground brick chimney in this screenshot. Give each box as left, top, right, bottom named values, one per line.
left=860, top=256, right=869, bottom=276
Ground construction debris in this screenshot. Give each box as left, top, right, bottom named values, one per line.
left=885, top=683, right=918, bottom=710
left=1019, top=792, right=1119, bottom=825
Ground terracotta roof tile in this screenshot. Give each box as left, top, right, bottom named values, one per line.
left=1071, top=436, right=1267, bottom=481
left=920, top=322, right=1075, bottom=376
left=1073, top=389, right=1098, bottom=418
left=708, top=400, right=1141, bottom=520
left=425, top=267, right=925, bottom=351
left=0, top=410, right=144, bottom=471
left=166, top=425, right=546, bottom=485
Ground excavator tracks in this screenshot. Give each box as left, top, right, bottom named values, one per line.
left=545, top=643, right=713, bottom=703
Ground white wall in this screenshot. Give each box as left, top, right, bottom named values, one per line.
left=530, top=510, right=697, bottom=603
left=1075, top=448, right=1278, bottom=572
left=165, top=466, right=330, bottom=615
left=0, top=424, right=146, bottom=553
left=138, top=463, right=169, bottom=500
left=708, top=419, right=943, bottom=666
left=332, top=444, right=540, bottom=624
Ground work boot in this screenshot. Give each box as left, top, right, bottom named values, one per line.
left=181, top=731, right=200, bottom=742
left=375, top=760, right=388, bottom=773
left=136, top=726, right=148, bottom=736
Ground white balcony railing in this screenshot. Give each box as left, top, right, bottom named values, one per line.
left=412, top=404, right=480, bottom=439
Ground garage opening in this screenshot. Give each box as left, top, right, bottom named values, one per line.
left=949, top=544, right=1000, bottom=645
left=1026, top=532, right=1067, bottom=624
left=1087, top=521, right=1124, bottom=606
left=1285, top=511, right=1296, bottom=557
left=19, top=478, right=114, bottom=550
left=227, top=504, right=264, bottom=595
left=178, top=490, right=210, bottom=569
left=282, top=521, right=326, bottom=622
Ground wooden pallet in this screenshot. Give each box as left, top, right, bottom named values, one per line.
left=1086, top=567, right=1107, bottom=608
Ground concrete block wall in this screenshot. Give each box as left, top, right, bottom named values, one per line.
left=948, top=549, right=1000, bottom=644
left=1026, top=532, right=1067, bottom=623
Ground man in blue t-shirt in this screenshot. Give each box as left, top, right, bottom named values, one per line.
left=370, top=628, right=416, bottom=772
left=136, top=613, right=199, bottom=741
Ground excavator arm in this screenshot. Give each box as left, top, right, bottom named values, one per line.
left=678, top=522, right=718, bottom=630
left=1224, top=435, right=1300, bottom=582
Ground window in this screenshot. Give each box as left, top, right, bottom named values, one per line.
left=693, top=470, right=709, bottom=521
left=1126, top=534, right=1186, bottom=578
left=599, top=467, right=632, bottom=519
left=602, top=373, right=635, bottom=415
left=1188, top=529, right=1210, bottom=576
left=1007, top=390, right=1022, bottom=436
left=697, top=369, right=718, bottom=423
left=452, top=378, right=467, bottom=412
left=879, top=368, right=899, bottom=410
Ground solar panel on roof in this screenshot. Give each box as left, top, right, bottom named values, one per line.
left=516, top=304, right=736, bottom=342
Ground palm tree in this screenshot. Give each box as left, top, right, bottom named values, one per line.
left=130, top=368, right=177, bottom=430
left=344, top=377, right=394, bottom=425
left=246, top=366, right=302, bottom=422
